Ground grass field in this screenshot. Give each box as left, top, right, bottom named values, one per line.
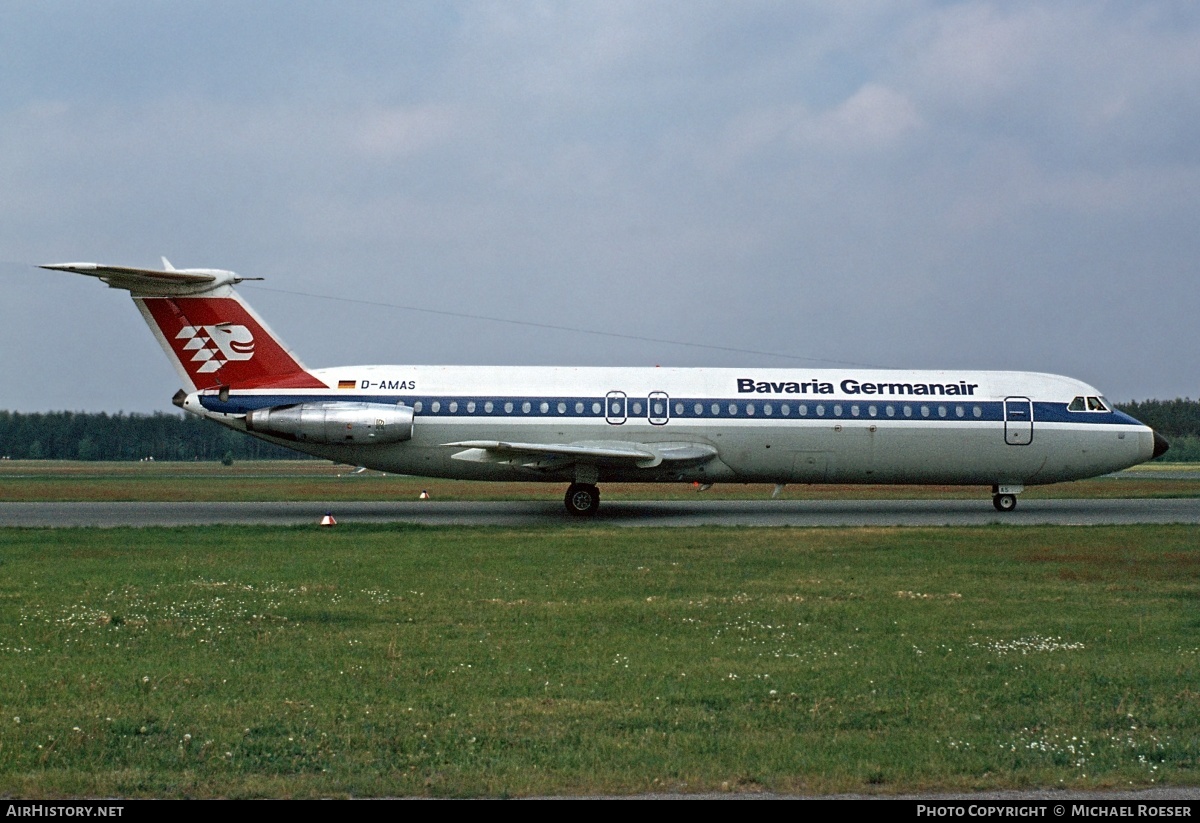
left=1, top=522, right=1197, bottom=797
left=2, top=460, right=1199, bottom=502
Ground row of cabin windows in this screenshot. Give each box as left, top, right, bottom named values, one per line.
left=415, top=400, right=603, bottom=415
left=408, top=398, right=988, bottom=420
left=682, top=402, right=985, bottom=419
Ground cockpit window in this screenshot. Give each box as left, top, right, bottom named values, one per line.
left=1069, top=395, right=1109, bottom=412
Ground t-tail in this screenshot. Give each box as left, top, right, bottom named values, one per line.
left=41, top=259, right=325, bottom=392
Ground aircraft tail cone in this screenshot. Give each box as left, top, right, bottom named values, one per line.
left=320, top=513, right=337, bottom=527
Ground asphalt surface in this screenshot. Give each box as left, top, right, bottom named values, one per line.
left=2, top=497, right=1199, bottom=527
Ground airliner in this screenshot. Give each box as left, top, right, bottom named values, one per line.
left=42, top=260, right=1169, bottom=515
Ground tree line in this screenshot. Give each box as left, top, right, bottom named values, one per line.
left=1116, top=399, right=1200, bottom=461
left=0, top=410, right=307, bottom=461
left=1116, top=398, right=1200, bottom=439
left=1, top=400, right=1198, bottom=462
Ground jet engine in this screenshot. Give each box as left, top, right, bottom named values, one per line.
left=245, top=402, right=414, bottom=444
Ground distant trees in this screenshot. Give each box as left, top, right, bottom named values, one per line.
left=0, top=411, right=307, bottom=461
left=1115, top=399, right=1200, bottom=438
left=1115, top=399, right=1200, bottom=462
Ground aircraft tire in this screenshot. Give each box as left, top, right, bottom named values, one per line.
left=993, top=493, right=1017, bottom=512
left=565, top=483, right=600, bottom=517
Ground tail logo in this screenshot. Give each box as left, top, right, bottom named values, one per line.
left=176, top=323, right=256, bottom=374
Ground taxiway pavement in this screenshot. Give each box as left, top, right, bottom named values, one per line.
left=2, top=498, right=1199, bottom=528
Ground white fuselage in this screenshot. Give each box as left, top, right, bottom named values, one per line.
left=185, top=365, right=1157, bottom=487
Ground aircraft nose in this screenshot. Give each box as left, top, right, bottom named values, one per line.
left=1152, top=430, right=1170, bottom=460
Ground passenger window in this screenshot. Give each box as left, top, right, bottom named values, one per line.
left=781, top=404, right=791, bottom=416
left=816, top=405, right=825, bottom=417
left=632, top=401, right=643, bottom=415
left=711, top=403, right=721, bottom=415
left=431, top=401, right=441, bottom=413
left=557, top=402, right=566, bottom=414
left=449, top=401, right=458, bottom=413
left=833, top=404, right=843, bottom=416
left=903, top=405, right=912, bottom=418
left=850, top=405, right=860, bottom=417
left=728, top=403, right=738, bottom=415
left=694, top=403, right=703, bottom=415
left=886, top=405, right=895, bottom=417
left=675, top=403, right=684, bottom=416
left=591, top=402, right=601, bottom=414
left=938, top=405, right=947, bottom=418
left=484, top=401, right=493, bottom=413
left=746, top=404, right=755, bottom=416
left=955, top=405, right=964, bottom=418
left=522, top=401, right=531, bottom=414
left=868, top=405, right=877, bottom=417
left=921, top=406, right=930, bottom=418
left=539, top=401, right=549, bottom=414
left=467, top=401, right=476, bottom=413
left=413, top=401, right=423, bottom=413
left=504, top=402, right=513, bottom=414
left=973, top=405, right=982, bottom=418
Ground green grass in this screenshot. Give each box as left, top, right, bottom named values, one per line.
left=0, top=524, right=1197, bottom=797
left=2, top=460, right=1199, bottom=502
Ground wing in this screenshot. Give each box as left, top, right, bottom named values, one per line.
left=443, top=439, right=717, bottom=470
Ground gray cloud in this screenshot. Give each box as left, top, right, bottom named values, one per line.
left=3, top=1, right=1197, bottom=412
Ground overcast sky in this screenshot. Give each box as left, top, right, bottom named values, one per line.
left=2, top=1, right=1198, bottom=413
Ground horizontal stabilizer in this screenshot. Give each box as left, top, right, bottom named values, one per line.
left=445, top=439, right=717, bottom=470
left=40, top=261, right=259, bottom=296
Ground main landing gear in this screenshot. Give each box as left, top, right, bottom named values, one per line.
left=564, top=482, right=601, bottom=517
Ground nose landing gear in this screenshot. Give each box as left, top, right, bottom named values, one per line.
left=991, top=484, right=1023, bottom=512
left=992, top=493, right=1018, bottom=512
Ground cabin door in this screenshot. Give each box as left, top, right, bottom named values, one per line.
left=1004, top=397, right=1033, bottom=446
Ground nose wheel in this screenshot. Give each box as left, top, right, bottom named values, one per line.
left=565, top=483, right=600, bottom=516
left=992, top=493, right=1017, bottom=512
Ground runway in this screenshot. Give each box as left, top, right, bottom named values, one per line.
left=2, top=497, right=1199, bottom=528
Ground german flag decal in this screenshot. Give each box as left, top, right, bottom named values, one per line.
left=337, top=379, right=356, bottom=390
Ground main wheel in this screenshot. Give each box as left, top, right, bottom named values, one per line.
left=564, top=483, right=600, bottom=517
left=992, top=493, right=1017, bottom=512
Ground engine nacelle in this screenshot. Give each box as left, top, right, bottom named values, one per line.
left=245, top=402, right=414, bottom=445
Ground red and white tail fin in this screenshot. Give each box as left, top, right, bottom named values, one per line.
left=41, top=261, right=325, bottom=392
